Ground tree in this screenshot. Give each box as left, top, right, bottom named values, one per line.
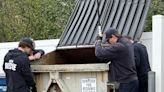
left=145, top=0, right=164, bottom=32
left=0, top=0, right=75, bottom=42
left=0, top=0, right=164, bottom=42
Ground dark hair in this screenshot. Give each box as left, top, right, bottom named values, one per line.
left=18, top=42, right=32, bottom=49
left=18, top=37, right=34, bottom=49
left=124, top=36, right=132, bottom=40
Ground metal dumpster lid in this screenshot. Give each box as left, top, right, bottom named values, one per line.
left=57, top=0, right=151, bottom=50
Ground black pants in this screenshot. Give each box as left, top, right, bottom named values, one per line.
left=119, top=80, right=138, bottom=92
left=139, top=75, right=148, bottom=92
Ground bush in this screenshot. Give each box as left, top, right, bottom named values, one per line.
left=0, top=0, right=75, bottom=42
left=145, top=0, right=164, bottom=32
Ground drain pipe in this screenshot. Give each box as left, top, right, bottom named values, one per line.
left=148, top=71, right=155, bottom=92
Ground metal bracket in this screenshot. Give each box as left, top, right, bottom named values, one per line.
left=43, top=72, right=70, bottom=92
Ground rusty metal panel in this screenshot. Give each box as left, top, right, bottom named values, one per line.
left=31, top=48, right=101, bottom=64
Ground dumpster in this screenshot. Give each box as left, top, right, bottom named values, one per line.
left=32, top=64, right=109, bottom=92
left=0, top=76, right=6, bottom=92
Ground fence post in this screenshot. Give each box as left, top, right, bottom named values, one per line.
left=152, top=15, right=164, bottom=92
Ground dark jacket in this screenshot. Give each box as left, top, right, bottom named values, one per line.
left=95, top=37, right=137, bottom=83
left=3, top=49, right=36, bottom=92
left=32, top=49, right=45, bottom=56
left=133, top=42, right=151, bottom=78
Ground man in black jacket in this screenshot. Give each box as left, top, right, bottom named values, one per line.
left=127, top=37, right=151, bottom=92
left=134, top=42, right=151, bottom=92
left=3, top=37, right=40, bottom=92
left=95, top=28, right=138, bottom=92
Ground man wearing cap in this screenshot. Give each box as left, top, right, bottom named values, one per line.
left=25, top=38, right=45, bottom=61
left=3, top=37, right=43, bottom=92
left=95, top=28, right=138, bottom=92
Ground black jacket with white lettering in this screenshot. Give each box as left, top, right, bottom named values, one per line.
left=3, top=49, right=35, bottom=92
left=95, top=37, right=137, bottom=83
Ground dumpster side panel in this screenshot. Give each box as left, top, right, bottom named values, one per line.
left=34, top=72, right=108, bottom=92
left=32, top=64, right=109, bottom=92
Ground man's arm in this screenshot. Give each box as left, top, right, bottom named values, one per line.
left=33, top=49, right=45, bottom=56
left=3, top=56, right=7, bottom=72
left=29, top=49, right=45, bottom=61
left=139, top=44, right=151, bottom=71
left=95, top=40, right=124, bottom=60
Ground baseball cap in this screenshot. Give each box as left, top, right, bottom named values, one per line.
left=19, top=37, right=35, bottom=50
left=105, top=28, right=118, bottom=39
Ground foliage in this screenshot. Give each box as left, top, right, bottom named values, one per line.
left=145, top=0, right=164, bottom=32
left=0, top=0, right=164, bottom=42
left=0, top=0, right=75, bottom=42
